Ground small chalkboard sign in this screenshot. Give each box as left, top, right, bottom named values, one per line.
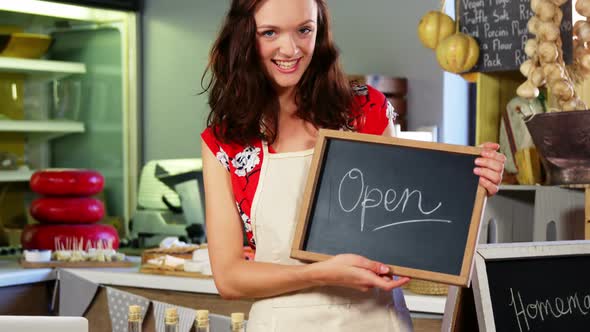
left=290, top=129, right=487, bottom=286
left=459, top=0, right=573, bottom=72
left=473, top=241, right=590, bottom=332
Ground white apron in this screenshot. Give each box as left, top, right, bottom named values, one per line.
left=246, top=142, right=413, bottom=332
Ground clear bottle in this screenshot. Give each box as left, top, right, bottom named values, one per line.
left=194, top=309, right=210, bottom=332
left=230, top=312, right=245, bottom=332
left=164, top=307, right=179, bottom=332
left=127, top=305, right=142, bottom=332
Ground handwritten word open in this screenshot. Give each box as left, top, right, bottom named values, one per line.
left=337, top=168, right=452, bottom=232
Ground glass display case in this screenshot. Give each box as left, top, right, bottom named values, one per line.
left=0, top=0, right=139, bottom=241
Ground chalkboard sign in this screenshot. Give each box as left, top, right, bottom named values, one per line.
left=290, top=130, right=487, bottom=286
left=459, top=0, right=573, bottom=72
left=473, top=241, right=590, bottom=332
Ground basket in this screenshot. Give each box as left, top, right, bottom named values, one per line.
left=407, top=279, right=448, bottom=295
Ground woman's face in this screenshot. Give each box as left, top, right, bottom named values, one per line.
left=254, top=0, right=318, bottom=93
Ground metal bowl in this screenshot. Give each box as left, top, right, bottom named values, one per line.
left=524, top=110, right=590, bottom=185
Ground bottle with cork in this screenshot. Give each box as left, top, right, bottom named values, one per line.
left=230, top=312, right=245, bottom=332
left=127, top=304, right=142, bottom=332
left=165, top=307, right=179, bottom=332
left=194, top=309, right=210, bottom=332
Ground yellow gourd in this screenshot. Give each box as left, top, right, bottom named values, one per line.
left=435, top=33, right=480, bottom=73
left=417, top=11, right=455, bottom=49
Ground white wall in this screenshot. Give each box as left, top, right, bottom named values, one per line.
left=442, top=0, right=469, bottom=145
left=142, top=0, right=228, bottom=162
left=327, top=0, right=443, bottom=135
left=142, top=0, right=464, bottom=162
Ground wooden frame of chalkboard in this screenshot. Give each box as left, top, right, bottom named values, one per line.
left=472, top=241, right=590, bottom=332
left=290, top=129, right=487, bottom=286
left=442, top=286, right=480, bottom=332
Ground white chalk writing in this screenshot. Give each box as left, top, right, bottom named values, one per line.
left=338, top=168, right=450, bottom=232
left=460, top=0, right=572, bottom=71
left=509, top=288, right=590, bottom=332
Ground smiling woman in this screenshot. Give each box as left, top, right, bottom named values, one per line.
left=198, top=0, right=504, bottom=331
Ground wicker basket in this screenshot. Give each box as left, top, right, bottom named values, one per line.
left=407, top=279, right=448, bottom=295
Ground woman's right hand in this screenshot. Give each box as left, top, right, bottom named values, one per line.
left=306, top=254, right=410, bottom=292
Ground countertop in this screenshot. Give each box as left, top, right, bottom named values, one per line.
left=0, top=257, right=447, bottom=314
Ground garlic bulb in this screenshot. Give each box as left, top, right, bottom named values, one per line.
left=551, top=79, right=574, bottom=100
left=527, top=16, right=541, bottom=34
left=537, top=22, right=560, bottom=41
left=519, top=0, right=587, bottom=111
left=538, top=41, right=559, bottom=63
left=543, top=63, right=565, bottom=83
left=580, top=52, right=590, bottom=71
left=574, top=20, right=590, bottom=42
left=530, top=67, right=546, bottom=87
left=525, top=39, right=538, bottom=57
left=549, top=0, right=568, bottom=5
left=576, top=0, right=590, bottom=17
left=535, top=1, right=558, bottom=21
left=520, top=59, right=534, bottom=77
left=517, top=80, right=541, bottom=99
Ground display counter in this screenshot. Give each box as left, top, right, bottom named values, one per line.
left=0, top=257, right=445, bottom=331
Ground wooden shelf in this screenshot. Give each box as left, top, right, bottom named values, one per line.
left=0, top=57, right=86, bottom=81
left=0, top=169, right=34, bottom=182
left=0, top=119, right=85, bottom=143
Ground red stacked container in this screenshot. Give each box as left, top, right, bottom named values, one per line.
left=21, top=169, right=120, bottom=251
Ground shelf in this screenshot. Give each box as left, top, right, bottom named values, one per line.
left=0, top=57, right=86, bottom=81
left=500, top=184, right=590, bottom=191
left=403, top=289, right=446, bottom=314
left=0, top=169, right=34, bottom=182
left=499, top=184, right=542, bottom=191
left=0, top=120, right=85, bottom=143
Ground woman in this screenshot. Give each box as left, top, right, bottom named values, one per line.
left=200, top=0, right=505, bottom=330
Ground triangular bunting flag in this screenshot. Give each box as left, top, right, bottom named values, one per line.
left=106, top=287, right=150, bottom=332
left=58, top=269, right=99, bottom=317
left=152, top=300, right=196, bottom=332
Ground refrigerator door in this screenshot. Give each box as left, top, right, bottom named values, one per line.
left=50, top=26, right=130, bottom=231
left=0, top=1, right=139, bottom=237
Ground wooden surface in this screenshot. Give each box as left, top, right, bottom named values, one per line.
left=20, top=259, right=134, bottom=269
left=0, top=281, right=55, bottom=315
left=475, top=71, right=522, bottom=146
left=139, top=264, right=212, bottom=279
left=447, top=287, right=479, bottom=332
left=414, top=318, right=442, bottom=332
left=585, top=186, right=590, bottom=240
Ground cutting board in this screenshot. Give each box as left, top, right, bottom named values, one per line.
left=139, top=264, right=212, bottom=279
left=20, top=259, right=135, bottom=269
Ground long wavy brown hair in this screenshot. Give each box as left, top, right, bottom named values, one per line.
left=202, top=0, right=357, bottom=146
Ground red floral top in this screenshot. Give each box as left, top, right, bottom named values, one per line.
left=201, top=84, right=396, bottom=249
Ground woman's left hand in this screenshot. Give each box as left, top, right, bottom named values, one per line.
left=474, top=142, right=506, bottom=196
